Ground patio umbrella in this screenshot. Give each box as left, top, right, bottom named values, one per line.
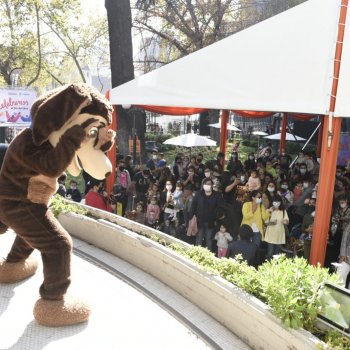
left=208, top=123, right=241, bottom=132
left=252, top=131, right=269, bottom=149
left=264, top=132, right=306, bottom=141
left=163, top=133, right=217, bottom=147
left=252, top=131, right=268, bottom=136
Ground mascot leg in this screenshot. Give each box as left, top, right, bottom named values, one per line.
left=0, top=235, right=38, bottom=283
left=0, top=200, right=90, bottom=326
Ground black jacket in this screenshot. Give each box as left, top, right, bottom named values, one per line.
left=189, top=190, right=224, bottom=228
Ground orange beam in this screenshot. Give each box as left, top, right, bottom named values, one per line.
left=105, top=90, right=117, bottom=194
left=220, top=110, right=229, bottom=164
left=280, top=113, right=287, bottom=153
left=310, top=0, right=348, bottom=266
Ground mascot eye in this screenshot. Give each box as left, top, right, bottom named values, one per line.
left=88, top=127, right=98, bottom=138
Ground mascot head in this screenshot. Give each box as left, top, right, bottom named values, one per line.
left=31, top=83, right=115, bottom=180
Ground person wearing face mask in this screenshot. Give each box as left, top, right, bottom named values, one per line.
left=132, top=168, right=152, bottom=206
left=296, top=162, right=312, bottom=184
left=85, top=179, right=116, bottom=213
left=172, top=155, right=184, bottom=182
left=66, top=180, right=82, bottom=203
left=264, top=195, right=289, bottom=260
left=277, top=182, right=293, bottom=209
left=113, top=159, right=131, bottom=215
left=227, top=152, right=243, bottom=175
left=182, top=165, right=200, bottom=191
left=146, top=149, right=159, bottom=173
left=189, top=178, right=224, bottom=252
left=244, top=153, right=257, bottom=173
left=262, top=181, right=277, bottom=209
left=325, top=195, right=350, bottom=268
left=195, top=153, right=205, bottom=180
left=241, top=190, right=270, bottom=245
left=160, top=180, right=175, bottom=234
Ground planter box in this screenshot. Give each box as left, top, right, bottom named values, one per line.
left=58, top=208, right=323, bottom=350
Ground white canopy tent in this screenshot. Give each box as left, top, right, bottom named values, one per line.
left=110, top=0, right=350, bottom=117
left=109, top=0, right=350, bottom=266
left=264, top=132, right=306, bottom=141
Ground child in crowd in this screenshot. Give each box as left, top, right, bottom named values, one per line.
left=246, top=169, right=261, bottom=192
left=66, top=180, right=82, bottom=202
left=135, top=201, right=146, bottom=224
left=172, top=182, right=184, bottom=220
left=56, top=173, right=67, bottom=198
left=214, top=224, right=233, bottom=258
left=146, top=196, right=160, bottom=227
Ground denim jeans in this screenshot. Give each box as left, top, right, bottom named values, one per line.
left=196, top=222, right=215, bottom=251
left=267, top=243, right=281, bottom=260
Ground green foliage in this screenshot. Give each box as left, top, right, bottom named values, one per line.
left=145, top=132, right=174, bottom=144
left=257, top=255, right=340, bottom=330
left=49, top=194, right=89, bottom=218
left=323, top=330, right=350, bottom=350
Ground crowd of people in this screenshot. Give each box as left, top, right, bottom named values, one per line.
left=58, top=144, right=350, bottom=278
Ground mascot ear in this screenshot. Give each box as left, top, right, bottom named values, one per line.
left=31, top=84, right=92, bottom=146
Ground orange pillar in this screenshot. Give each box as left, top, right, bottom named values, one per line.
left=220, top=110, right=229, bottom=164
left=310, top=117, right=341, bottom=265
left=105, top=90, right=117, bottom=194
left=310, top=0, right=348, bottom=266
left=316, top=117, right=324, bottom=158
left=280, top=113, right=287, bottom=153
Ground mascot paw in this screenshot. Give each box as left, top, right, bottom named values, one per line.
left=33, top=295, right=91, bottom=327
left=0, top=257, right=38, bottom=283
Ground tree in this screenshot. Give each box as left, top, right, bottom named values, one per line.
left=105, top=0, right=147, bottom=160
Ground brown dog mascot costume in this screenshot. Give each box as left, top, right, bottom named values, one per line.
left=0, top=83, right=116, bottom=326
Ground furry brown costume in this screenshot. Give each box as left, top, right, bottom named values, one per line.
left=0, top=83, right=115, bottom=326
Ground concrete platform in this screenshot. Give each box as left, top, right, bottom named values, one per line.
left=0, top=231, right=251, bottom=350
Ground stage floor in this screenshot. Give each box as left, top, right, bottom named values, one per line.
left=0, top=231, right=251, bottom=350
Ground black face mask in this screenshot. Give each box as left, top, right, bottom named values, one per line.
left=197, top=159, right=202, bottom=163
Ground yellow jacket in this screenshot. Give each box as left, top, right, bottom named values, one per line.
left=241, top=201, right=270, bottom=238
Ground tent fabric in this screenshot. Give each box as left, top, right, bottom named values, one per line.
left=111, top=0, right=342, bottom=116
left=163, top=133, right=216, bottom=147
left=136, top=105, right=207, bottom=116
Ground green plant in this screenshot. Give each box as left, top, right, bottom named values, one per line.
left=257, top=255, right=340, bottom=330
left=50, top=194, right=90, bottom=218
left=322, top=330, right=350, bottom=350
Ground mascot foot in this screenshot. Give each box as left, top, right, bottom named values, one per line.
left=33, top=295, right=91, bottom=326
left=0, top=257, right=38, bottom=283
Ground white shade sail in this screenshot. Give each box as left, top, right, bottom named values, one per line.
left=110, top=0, right=347, bottom=116
left=163, top=133, right=217, bottom=147
left=208, top=123, right=241, bottom=132
left=264, top=132, right=306, bottom=141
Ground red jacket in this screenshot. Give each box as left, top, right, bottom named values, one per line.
left=85, top=191, right=113, bottom=212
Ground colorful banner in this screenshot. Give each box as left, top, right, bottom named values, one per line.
left=338, top=133, right=350, bottom=166
left=0, top=88, right=37, bottom=125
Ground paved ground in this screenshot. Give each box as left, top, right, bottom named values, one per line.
left=0, top=230, right=251, bottom=350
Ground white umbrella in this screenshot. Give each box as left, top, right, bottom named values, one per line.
left=208, top=123, right=241, bottom=132
left=264, top=132, right=306, bottom=141
left=252, top=131, right=268, bottom=136
left=163, top=133, right=217, bottom=147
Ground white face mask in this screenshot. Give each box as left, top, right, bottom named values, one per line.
left=272, top=201, right=281, bottom=208
left=303, top=182, right=309, bottom=188
left=204, top=172, right=211, bottom=178
left=267, top=187, right=275, bottom=192
left=340, top=203, right=347, bottom=209
left=203, top=184, right=212, bottom=192
left=240, top=176, right=245, bottom=182
left=166, top=185, right=172, bottom=191
left=255, top=198, right=262, bottom=204
left=300, top=169, right=307, bottom=174
left=152, top=155, right=157, bottom=160
left=249, top=156, right=254, bottom=160
left=311, top=211, right=315, bottom=217
left=281, top=184, right=288, bottom=190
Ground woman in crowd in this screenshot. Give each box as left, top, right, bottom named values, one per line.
left=264, top=195, right=289, bottom=260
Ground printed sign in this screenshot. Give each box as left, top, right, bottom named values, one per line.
left=0, top=88, right=37, bottom=125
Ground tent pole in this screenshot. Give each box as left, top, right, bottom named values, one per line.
left=280, top=113, right=287, bottom=153
left=316, top=116, right=324, bottom=158
left=310, top=0, right=348, bottom=266
left=105, top=89, right=118, bottom=194
left=220, top=110, right=229, bottom=165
